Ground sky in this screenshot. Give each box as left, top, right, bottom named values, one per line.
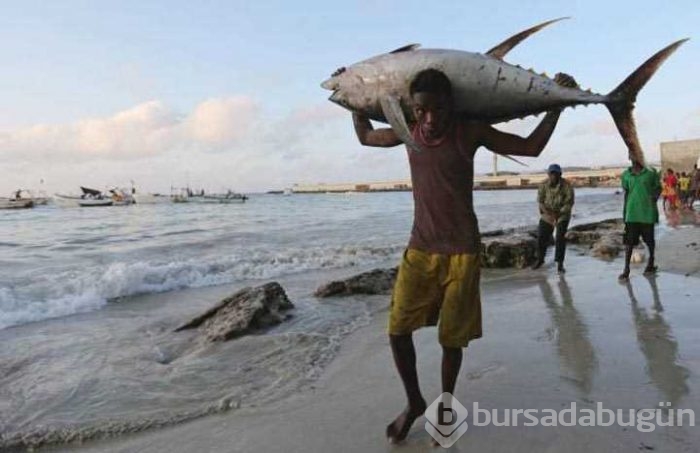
left=1, top=0, right=699, bottom=194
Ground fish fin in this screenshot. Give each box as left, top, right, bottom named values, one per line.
left=389, top=44, right=421, bottom=54
left=605, top=39, right=688, bottom=165
left=498, top=154, right=528, bottom=167
left=486, top=17, right=569, bottom=60
left=379, top=96, right=423, bottom=153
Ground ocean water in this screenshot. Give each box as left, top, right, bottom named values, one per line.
left=0, top=188, right=623, bottom=448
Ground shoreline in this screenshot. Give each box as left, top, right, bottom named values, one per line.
left=41, top=226, right=700, bottom=453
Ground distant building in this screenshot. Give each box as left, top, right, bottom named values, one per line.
left=660, top=139, right=700, bottom=172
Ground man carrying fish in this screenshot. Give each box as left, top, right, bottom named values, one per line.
left=322, top=18, right=685, bottom=444
left=350, top=68, right=577, bottom=443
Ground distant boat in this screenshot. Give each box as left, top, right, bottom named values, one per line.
left=170, top=187, right=190, bottom=203
left=21, top=189, right=49, bottom=205
left=78, top=198, right=113, bottom=207
left=0, top=197, right=34, bottom=210
left=55, top=186, right=115, bottom=208
left=2, top=189, right=46, bottom=207
left=266, top=188, right=292, bottom=196
left=108, top=188, right=136, bottom=206
left=198, top=191, right=249, bottom=204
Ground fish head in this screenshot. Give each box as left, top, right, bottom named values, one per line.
left=321, top=62, right=382, bottom=114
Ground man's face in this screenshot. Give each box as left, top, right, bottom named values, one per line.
left=548, top=172, right=561, bottom=185
left=411, top=92, right=452, bottom=140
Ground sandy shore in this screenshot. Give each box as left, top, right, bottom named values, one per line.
left=657, top=224, right=700, bottom=277
left=44, top=225, right=700, bottom=453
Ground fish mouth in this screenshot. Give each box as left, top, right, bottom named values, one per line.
left=327, top=90, right=342, bottom=105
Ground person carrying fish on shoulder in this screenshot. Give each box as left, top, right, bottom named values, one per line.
left=320, top=17, right=686, bottom=445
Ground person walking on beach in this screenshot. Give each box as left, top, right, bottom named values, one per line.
left=619, top=161, right=661, bottom=281
left=532, top=164, right=574, bottom=274
left=350, top=68, right=577, bottom=443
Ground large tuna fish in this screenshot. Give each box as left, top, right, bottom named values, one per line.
left=321, top=18, right=687, bottom=165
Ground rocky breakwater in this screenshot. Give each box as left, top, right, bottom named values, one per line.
left=565, top=218, right=625, bottom=260
left=315, top=219, right=625, bottom=298
left=479, top=229, right=538, bottom=269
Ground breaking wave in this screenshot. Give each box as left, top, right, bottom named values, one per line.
left=0, top=244, right=401, bottom=330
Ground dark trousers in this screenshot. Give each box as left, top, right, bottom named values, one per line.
left=537, top=219, right=569, bottom=263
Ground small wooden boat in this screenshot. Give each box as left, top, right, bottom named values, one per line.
left=0, top=198, right=34, bottom=210
left=78, top=198, right=113, bottom=207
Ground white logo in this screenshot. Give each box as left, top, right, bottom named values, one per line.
left=424, top=393, right=469, bottom=447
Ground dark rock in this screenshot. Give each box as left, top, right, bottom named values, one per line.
left=174, top=282, right=294, bottom=341
left=314, top=268, right=398, bottom=297
left=566, top=218, right=624, bottom=259
left=480, top=233, right=537, bottom=268
left=569, top=218, right=624, bottom=232
left=591, top=235, right=623, bottom=259
left=565, top=230, right=602, bottom=245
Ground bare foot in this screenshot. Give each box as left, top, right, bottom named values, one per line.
left=386, top=399, right=427, bottom=444
left=618, top=269, right=630, bottom=281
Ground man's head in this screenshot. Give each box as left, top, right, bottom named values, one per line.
left=547, top=163, right=562, bottom=185
left=410, top=69, right=453, bottom=140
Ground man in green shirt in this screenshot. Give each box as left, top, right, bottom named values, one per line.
left=533, top=163, right=574, bottom=274
left=619, top=162, right=661, bottom=280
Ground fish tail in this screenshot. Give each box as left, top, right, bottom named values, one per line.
left=605, top=39, right=688, bottom=165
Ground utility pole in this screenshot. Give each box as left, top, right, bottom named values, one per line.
left=492, top=153, right=498, bottom=176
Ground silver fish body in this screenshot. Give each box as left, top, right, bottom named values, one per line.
left=324, top=48, right=606, bottom=124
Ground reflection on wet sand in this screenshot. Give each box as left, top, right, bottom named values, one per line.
left=538, top=277, right=598, bottom=395
left=664, top=207, right=700, bottom=227
left=624, top=276, right=689, bottom=405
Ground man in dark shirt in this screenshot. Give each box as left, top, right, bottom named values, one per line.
left=533, top=164, right=575, bottom=274
left=352, top=68, right=576, bottom=443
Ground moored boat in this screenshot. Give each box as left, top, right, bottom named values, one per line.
left=0, top=198, right=34, bottom=210
left=198, top=190, right=248, bottom=204
left=78, top=198, right=113, bottom=207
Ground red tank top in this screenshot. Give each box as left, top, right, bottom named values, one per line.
left=407, top=119, right=480, bottom=254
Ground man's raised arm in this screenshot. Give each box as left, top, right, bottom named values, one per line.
left=353, top=113, right=403, bottom=148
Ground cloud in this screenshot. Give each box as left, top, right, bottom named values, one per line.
left=0, top=96, right=259, bottom=162
left=186, top=97, right=259, bottom=148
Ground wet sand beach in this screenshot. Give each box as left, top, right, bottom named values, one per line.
left=46, top=227, right=700, bottom=453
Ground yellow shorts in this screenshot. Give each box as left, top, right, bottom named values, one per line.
left=388, top=248, right=482, bottom=348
